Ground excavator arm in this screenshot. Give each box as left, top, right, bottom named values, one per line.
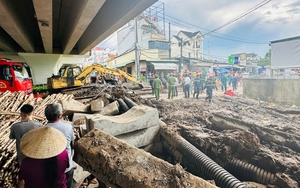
left=75, top=64, right=142, bottom=85
left=116, top=69, right=139, bottom=83
left=48, top=64, right=144, bottom=92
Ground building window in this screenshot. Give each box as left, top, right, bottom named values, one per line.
left=127, top=67, right=132, bottom=75
left=149, top=41, right=169, bottom=50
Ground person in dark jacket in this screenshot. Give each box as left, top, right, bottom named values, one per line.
left=149, top=74, right=155, bottom=95
left=204, top=75, right=215, bottom=102
left=193, top=74, right=201, bottom=99
left=231, top=73, right=238, bottom=91
left=221, top=73, right=228, bottom=92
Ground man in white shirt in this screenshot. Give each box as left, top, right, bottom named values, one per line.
left=183, top=75, right=191, bottom=98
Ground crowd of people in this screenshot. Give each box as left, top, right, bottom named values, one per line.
left=147, top=68, right=242, bottom=102
left=10, top=103, right=75, bottom=188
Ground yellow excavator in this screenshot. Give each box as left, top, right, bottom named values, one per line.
left=47, top=64, right=142, bottom=92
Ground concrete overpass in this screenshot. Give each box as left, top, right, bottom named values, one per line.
left=0, top=0, right=157, bottom=84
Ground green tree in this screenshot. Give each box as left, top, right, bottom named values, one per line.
left=258, top=49, right=271, bottom=66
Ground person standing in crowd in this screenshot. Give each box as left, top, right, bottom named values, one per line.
left=160, top=75, right=168, bottom=93
left=212, top=74, right=218, bottom=91
left=204, top=74, right=215, bottom=102
left=18, top=126, right=69, bottom=188
left=199, top=72, right=205, bottom=94
left=152, top=74, right=162, bottom=100
left=9, top=104, right=43, bottom=164
left=149, top=74, right=155, bottom=95
left=189, top=73, right=194, bottom=96
left=146, top=72, right=150, bottom=84
left=45, top=103, right=75, bottom=188
left=167, top=73, right=176, bottom=99
left=193, top=74, right=201, bottom=99
left=183, top=74, right=191, bottom=98
left=227, top=72, right=232, bottom=86
left=174, top=74, right=179, bottom=97
left=221, top=73, right=228, bottom=92
left=231, top=73, right=238, bottom=91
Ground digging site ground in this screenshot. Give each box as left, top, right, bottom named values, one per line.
left=0, top=83, right=299, bottom=188
left=69, top=83, right=300, bottom=187
left=138, top=85, right=300, bottom=188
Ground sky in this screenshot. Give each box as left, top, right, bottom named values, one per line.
left=99, top=0, right=300, bottom=61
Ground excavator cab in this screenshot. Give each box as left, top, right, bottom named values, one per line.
left=47, top=65, right=84, bottom=93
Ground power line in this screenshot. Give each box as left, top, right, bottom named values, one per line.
left=156, top=14, right=269, bottom=44
left=203, top=0, right=272, bottom=36
left=110, top=27, right=134, bottom=51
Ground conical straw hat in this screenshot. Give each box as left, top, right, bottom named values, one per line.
left=20, top=126, right=67, bottom=159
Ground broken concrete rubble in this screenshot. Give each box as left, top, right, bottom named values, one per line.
left=74, top=128, right=218, bottom=188
left=61, top=98, right=89, bottom=115
left=116, top=125, right=160, bottom=148
left=87, top=105, right=159, bottom=136
left=90, top=99, right=104, bottom=112
left=73, top=161, right=91, bottom=188
left=100, top=100, right=119, bottom=116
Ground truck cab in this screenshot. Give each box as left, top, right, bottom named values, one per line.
left=0, top=58, right=33, bottom=94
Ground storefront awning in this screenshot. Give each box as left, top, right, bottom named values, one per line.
left=151, top=63, right=178, bottom=70
left=107, top=61, right=133, bottom=68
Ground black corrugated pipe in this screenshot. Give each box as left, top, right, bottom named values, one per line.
left=226, top=159, right=276, bottom=185
left=160, top=127, right=246, bottom=188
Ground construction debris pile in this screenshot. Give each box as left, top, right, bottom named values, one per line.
left=1, top=82, right=300, bottom=188
left=0, top=85, right=149, bottom=188
left=60, top=83, right=147, bottom=106
left=75, top=128, right=217, bottom=188
left=150, top=95, right=300, bottom=188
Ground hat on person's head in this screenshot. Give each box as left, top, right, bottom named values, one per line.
left=20, top=104, right=34, bottom=115
left=20, top=126, right=67, bottom=159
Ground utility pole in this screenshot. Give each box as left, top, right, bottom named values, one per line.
left=134, top=17, right=139, bottom=79
left=180, top=38, right=183, bottom=73
left=168, top=22, right=171, bottom=59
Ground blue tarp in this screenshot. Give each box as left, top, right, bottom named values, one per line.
left=219, top=67, right=230, bottom=73
left=214, top=67, right=230, bottom=73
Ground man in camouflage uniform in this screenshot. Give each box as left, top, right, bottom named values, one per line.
left=167, top=73, right=176, bottom=99
left=152, top=74, right=162, bottom=100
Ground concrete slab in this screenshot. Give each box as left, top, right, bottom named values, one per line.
left=72, top=113, right=94, bottom=124
left=117, top=125, right=160, bottom=148
left=100, top=101, right=119, bottom=116
left=90, top=99, right=104, bottom=112
left=72, top=161, right=91, bottom=188
left=87, top=105, right=159, bottom=136
left=61, top=98, right=89, bottom=115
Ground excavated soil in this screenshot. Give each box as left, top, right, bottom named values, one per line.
left=59, top=84, right=300, bottom=187
left=75, top=129, right=218, bottom=188
left=146, top=93, right=300, bottom=188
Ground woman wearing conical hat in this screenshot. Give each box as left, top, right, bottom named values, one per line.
left=18, top=126, right=69, bottom=188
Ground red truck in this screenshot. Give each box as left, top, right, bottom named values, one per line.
left=0, top=58, right=33, bottom=94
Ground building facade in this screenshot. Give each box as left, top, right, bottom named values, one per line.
left=117, top=15, right=167, bottom=56
left=170, top=31, right=203, bottom=60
